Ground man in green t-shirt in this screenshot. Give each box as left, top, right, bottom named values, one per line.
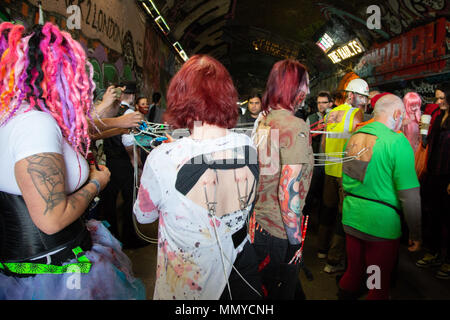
left=338, top=94, right=422, bottom=300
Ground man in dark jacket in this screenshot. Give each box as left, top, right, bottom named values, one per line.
left=99, top=81, right=147, bottom=249
left=239, top=89, right=262, bottom=125
left=147, top=91, right=162, bottom=123
left=303, top=91, right=333, bottom=223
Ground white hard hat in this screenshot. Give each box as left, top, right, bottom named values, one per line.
left=345, top=78, right=369, bottom=97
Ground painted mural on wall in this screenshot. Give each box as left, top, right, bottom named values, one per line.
left=2, top=0, right=177, bottom=98
left=25, top=0, right=145, bottom=66
left=2, top=0, right=144, bottom=93
left=354, top=18, right=450, bottom=84
left=379, top=0, right=449, bottom=36
left=142, top=25, right=180, bottom=103
left=317, top=1, right=449, bottom=41
left=375, top=73, right=450, bottom=104
left=306, top=2, right=449, bottom=100
left=317, top=2, right=391, bottom=41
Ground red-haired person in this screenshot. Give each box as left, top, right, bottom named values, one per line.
left=0, top=22, right=145, bottom=299
left=133, top=55, right=262, bottom=300
left=251, top=59, right=314, bottom=299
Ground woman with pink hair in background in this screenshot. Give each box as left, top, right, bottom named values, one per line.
left=402, top=92, right=422, bottom=152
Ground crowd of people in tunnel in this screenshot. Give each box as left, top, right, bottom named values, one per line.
left=0, top=21, right=449, bottom=301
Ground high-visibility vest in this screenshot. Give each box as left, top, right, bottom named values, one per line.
left=325, top=104, right=359, bottom=177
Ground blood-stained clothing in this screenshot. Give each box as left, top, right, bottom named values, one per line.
left=252, top=109, right=314, bottom=240
left=133, top=132, right=258, bottom=300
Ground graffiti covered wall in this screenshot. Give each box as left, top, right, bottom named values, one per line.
left=378, top=0, right=450, bottom=37
left=142, top=22, right=180, bottom=103
left=1, top=0, right=177, bottom=98
left=354, top=18, right=450, bottom=103
left=312, top=1, right=450, bottom=101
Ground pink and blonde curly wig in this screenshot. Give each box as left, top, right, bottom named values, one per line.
left=0, top=22, right=95, bottom=156
left=402, top=92, right=422, bottom=152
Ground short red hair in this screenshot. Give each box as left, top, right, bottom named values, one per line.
left=164, top=54, right=238, bottom=130
left=262, top=59, right=309, bottom=112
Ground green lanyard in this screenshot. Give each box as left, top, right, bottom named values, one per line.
left=0, top=247, right=91, bottom=275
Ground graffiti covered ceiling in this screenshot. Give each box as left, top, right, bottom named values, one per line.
left=1, top=0, right=448, bottom=96
left=149, top=0, right=449, bottom=96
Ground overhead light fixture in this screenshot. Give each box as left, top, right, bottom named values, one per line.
left=173, top=42, right=189, bottom=62
left=155, top=15, right=170, bottom=35
left=140, top=0, right=170, bottom=34
left=251, top=38, right=299, bottom=60
left=140, top=1, right=188, bottom=61
left=141, top=0, right=160, bottom=18
left=179, top=51, right=188, bottom=62
left=142, top=2, right=152, bottom=16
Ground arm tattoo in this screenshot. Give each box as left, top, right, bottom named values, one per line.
left=68, top=188, right=95, bottom=210
left=279, top=166, right=303, bottom=244
left=26, top=153, right=66, bottom=215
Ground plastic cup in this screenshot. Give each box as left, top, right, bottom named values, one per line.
left=420, top=114, right=431, bottom=135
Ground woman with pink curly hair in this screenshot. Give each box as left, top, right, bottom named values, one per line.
left=402, top=92, right=422, bottom=152
left=0, top=22, right=145, bottom=299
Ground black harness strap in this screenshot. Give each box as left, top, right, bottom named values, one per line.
left=344, top=191, right=402, bottom=216
left=175, top=145, right=259, bottom=195
left=232, top=224, right=248, bottom=249
left=175, top=145, right=258, bottom=249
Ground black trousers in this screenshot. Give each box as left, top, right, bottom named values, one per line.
left=252, top=227, right=306, bottom=300
left=303, top=165, right=324, bottom=216
left=220, top=241, right=263, bottom=300
left=98, top=158, right=139, bottom=245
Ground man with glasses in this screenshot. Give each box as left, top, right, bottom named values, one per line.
left=308, top=91, right=334, bottom=142
left=317, top=79, right=368, bottom=274
left=304, top=92, right=334, bottom=231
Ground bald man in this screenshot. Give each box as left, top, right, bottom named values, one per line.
left=337, top=94, right=422, bottom=300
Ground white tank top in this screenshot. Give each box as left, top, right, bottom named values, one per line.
left=0, top=110, right=89, bottom=195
